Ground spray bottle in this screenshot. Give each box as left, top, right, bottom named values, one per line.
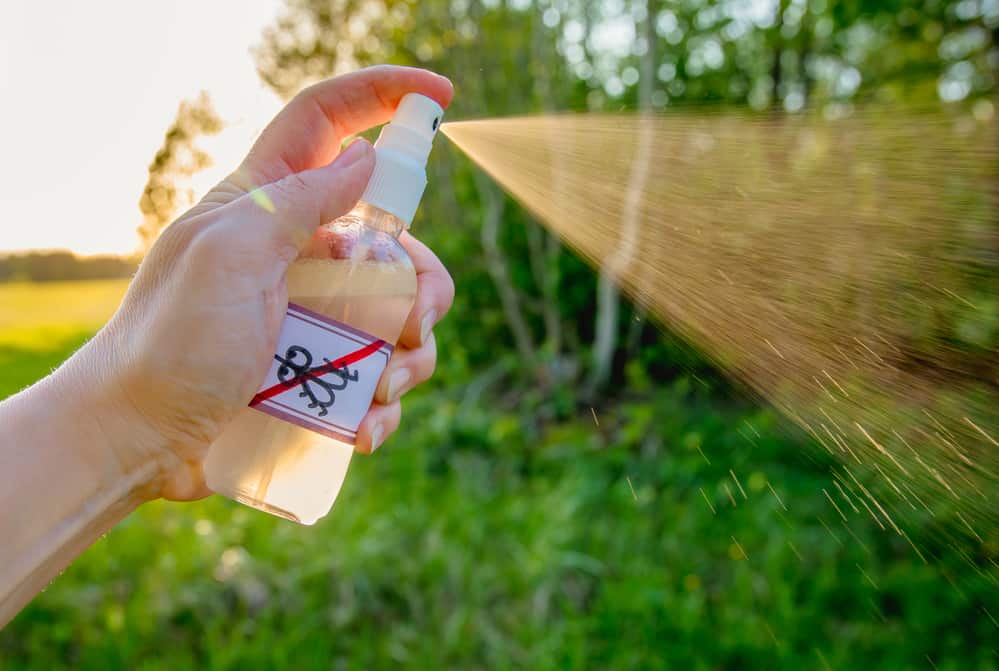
left=204, top=93, right=444, bottom=524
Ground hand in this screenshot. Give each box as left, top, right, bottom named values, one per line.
left=62, top=66, right=454, bottom=501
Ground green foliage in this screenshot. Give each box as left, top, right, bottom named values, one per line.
left=6, top=0, right=997, bottom=666
left=1, top=294, right=997, bottom=669
left=249, top=0, right=999, bottom=401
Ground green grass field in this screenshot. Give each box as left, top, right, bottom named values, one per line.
left=0, top=280, right=996, bottom=670
left=0, top=278, right=129, bottom=333
left=0, top=279, right=130, bottom=399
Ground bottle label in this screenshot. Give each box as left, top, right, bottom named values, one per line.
left=248, top=302, right=393, bottom=445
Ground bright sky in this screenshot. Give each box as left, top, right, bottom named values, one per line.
left=0, top=1, right=285, bottom=256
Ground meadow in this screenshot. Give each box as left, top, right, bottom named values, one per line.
left=3, top=0, right=998, bottom=665
left=0, top=280, right=129, bottom=398
left=0, top=279, right=995, bottom=670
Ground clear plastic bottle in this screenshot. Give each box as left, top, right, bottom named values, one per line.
left=204, top=94, right=444, bottom=524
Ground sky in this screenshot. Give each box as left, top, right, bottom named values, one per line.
left=0, top=1, right=286, bottom=256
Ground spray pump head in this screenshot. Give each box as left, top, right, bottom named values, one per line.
left=359, top=93, right=444, bottom=226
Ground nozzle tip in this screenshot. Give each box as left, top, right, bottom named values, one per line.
left=394, top=93, right=445, bottom=141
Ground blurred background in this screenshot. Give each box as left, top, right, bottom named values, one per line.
left=1, top=0, right=997, bottom=668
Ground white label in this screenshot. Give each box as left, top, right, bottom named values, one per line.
left=248, top=302, right=392, bottom=444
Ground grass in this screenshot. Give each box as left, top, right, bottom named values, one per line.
left=0, top=279, right=129, bottom=333
left=0, top=280, right=129, bottom=399
left=0, top=280, right=996, bottom=669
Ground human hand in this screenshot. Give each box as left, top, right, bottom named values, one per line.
left=62, top=66, right=454, bottom=501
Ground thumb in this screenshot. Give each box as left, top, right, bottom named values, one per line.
left=250, top=139, right=375, bottom=250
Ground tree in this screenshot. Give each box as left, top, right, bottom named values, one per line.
left=137, top=92, right=223, bottom=250
left=251, top=0, right=996, bottom=408
left=255, top=0, right=607, bottom=392
left=587, top=0, right=659, bottom=396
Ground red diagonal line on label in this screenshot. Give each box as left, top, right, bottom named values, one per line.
left=249, top=338, right=387, bottom=407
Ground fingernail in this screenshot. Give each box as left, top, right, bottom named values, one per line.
left=333, top=138, right=371, bottom=168
left=370, top=423, right=385, bottom=452
left=386, top=368, right=411, bottom=404
left=420, top=309, right=437, bottom=345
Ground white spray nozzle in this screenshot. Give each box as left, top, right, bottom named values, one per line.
left=360, top=93, right=444, bottom=226
left=392, top=93, right=444, bottom=142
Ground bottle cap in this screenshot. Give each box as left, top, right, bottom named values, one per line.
left=360, top=93, right=444, bottom=226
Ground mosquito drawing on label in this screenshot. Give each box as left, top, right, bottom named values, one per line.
left=274, top=345, right=359, bottom=416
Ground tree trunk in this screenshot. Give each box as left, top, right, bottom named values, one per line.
left=586, top=0, right=656, bottom=396
left=992, top=25, right=999, bottom=258
left=476, top=173, right=539, bottom=372
left=626, top=0, right=659, bottom=358
left=771, top=0, right=789, bottom=111
left=530, top=1, right=564, bottom=361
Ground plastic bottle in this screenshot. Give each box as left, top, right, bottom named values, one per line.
left=204, top=93, right=444, bottom=524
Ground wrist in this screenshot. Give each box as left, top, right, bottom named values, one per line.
left=0, top=339, right=161, bottom=623
left=48, top=335, right=164, bottom=504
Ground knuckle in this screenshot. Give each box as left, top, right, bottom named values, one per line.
left=150, top=214, right=208, bottom=258
left=275, top=171, right=313, bottom=202
left=186, top=224, right=231, bottom=266
left=269, top=174, right=317, bottom=226
left=289, top=86, right=320, bottom=116
left=362, top=64, right=394, bottom=77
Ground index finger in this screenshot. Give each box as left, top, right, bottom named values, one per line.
left=240, top=66, right=454, bottom=185
left=397, top=232, right=455, bottom=350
